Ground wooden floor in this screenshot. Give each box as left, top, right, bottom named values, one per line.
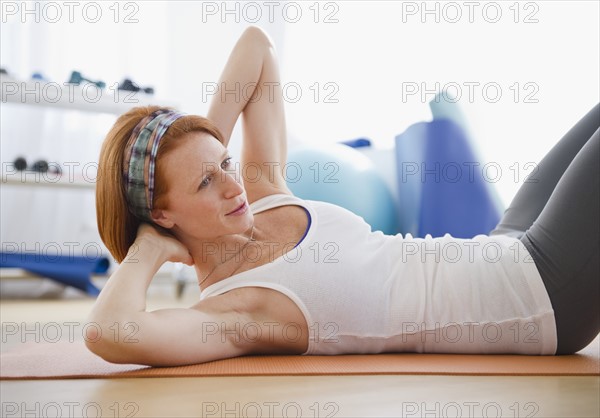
left=1, top=279, right=599, bottom=418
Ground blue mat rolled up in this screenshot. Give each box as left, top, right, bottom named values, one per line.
left=0, top=252, right=110, bottom=296
left=395, top=119, right=503, bottom=238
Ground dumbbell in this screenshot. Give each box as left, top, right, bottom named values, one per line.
left=118, top=78, right=154, bottom=95
left=31, top=72, right=49, bottom=82
left=67, top=71, right=106, bottom=89
left=13, top=156, right=62, bottom=174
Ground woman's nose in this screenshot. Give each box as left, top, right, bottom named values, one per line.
left=222, top=167, right=244, bottom=197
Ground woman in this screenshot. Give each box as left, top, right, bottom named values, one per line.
left=87, top=26, right=599, bottom=367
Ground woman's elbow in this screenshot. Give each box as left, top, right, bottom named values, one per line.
left=85, top=339, right=123, bottom=365
left=243, top=25, right=274, bottom=49
left=83, top=318, right=138, bottom=364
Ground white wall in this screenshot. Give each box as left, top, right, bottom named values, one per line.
left=1, top=1, right=599, bottom=264
left=280, top=1, right=600, bottom=208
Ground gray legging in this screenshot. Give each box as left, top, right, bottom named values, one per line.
left=489, top=102, right=600, bottom=355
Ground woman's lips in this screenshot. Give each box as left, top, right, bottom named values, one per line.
left=226, top=201, right=248, bottom=216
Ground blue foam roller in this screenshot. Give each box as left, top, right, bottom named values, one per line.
left=429, top=93, right=506, bottom=218
left=429, top=90, right=470, bottom=132
left=395, top=119, right=502, bottom=238
left=395, top=124, right=428, bottom=235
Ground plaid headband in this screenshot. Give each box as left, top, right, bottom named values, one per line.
left=123, top=109, right=186, bottom=220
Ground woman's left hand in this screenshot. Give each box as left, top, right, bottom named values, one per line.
left=134, top=223, right=195, bottom=266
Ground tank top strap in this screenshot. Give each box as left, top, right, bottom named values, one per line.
left=249, top=193, right=304, bottom=215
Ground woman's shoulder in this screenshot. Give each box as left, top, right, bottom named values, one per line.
left=245, top=174, right=296, bottom=206
left=248, top=190, right=304, bottom=212
left=247, top=187, right=296, bottom=206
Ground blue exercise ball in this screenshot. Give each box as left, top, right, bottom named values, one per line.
left=285, top=143, right=398, bottom=235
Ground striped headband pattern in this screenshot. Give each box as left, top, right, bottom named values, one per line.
left=122, top=109, right=186, bottom=220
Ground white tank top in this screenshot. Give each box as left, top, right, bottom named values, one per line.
left=200, top=194, right=557, bottom=356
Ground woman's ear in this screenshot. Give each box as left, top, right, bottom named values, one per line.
left=150, top=208, right=175, bottom=229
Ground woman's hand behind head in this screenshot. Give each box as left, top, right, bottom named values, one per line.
left=134, top=223, right=194, bottom=266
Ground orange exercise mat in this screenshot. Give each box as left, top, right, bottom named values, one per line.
left=1, top=336, right=598, bottom=380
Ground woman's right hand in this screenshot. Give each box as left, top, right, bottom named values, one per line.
left=133, top=223, right=194, bottom=266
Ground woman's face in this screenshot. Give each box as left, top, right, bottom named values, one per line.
left=152, top=132, right=253, bottom=239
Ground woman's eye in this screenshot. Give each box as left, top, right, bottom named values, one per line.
left=199, top=157, right=233, bottom=190
left=200, top=176, right=212, bottom=188
left=222, top=157, right=233, bottom=169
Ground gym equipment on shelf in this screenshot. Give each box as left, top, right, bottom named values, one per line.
left=67, top=71, right=106, bottom=89
left=13, top=156, right=62, bottom=175
left=118, top=78, right=154, bottom=94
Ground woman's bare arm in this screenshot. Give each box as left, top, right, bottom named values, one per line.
left=84, top=225, right=248, bottom=366
left=207, top=26, right=291, bottom=203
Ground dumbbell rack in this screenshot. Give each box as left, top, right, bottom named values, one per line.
left=0, top=74, right=168, bottom=115
left=1, top=74, right=178, bottom=188
left=0, top=74, right=182, bottom=294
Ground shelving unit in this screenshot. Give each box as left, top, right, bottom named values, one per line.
left=1, top=74, right=176, bottom=115
left=1, top=74, right=178, bottom=189
left=1, top=74, right=180, bottom=186
left=1, top=74, right=182, bottom=295
left=1, top=171, right=96, bottom=190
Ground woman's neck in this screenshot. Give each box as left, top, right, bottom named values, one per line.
left=176, top=224, right=262, bottom=289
